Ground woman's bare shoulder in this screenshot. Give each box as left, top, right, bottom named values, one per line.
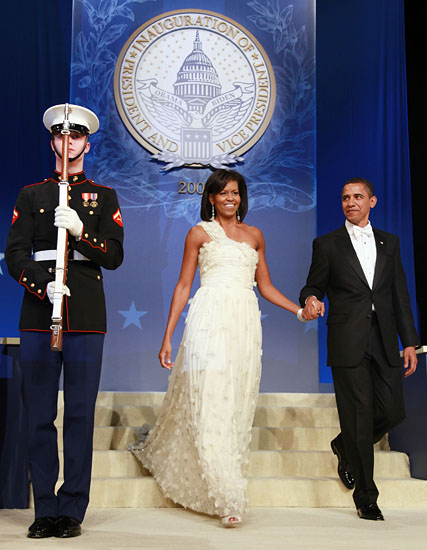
left=186, top=224, right=211, bottom=246
left=244, top=223, right=262, bottom=236
left=244, top=223, right=264, bottom=241
left=239, top=223, right=264, bottom=250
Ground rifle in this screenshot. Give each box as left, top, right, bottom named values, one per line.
left=50, top=103, right=70, bottom=351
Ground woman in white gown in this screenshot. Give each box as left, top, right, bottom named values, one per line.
left=131, top=170, right=307, bottom=526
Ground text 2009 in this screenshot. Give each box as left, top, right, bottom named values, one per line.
left=178, top=181, right=205, bottom=195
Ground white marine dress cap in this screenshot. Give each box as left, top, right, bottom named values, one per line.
left=43, top=103, right=99, bottom=135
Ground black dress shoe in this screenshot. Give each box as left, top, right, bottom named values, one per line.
left=27, top=517, right=57, bottom=538
left=55, top=516, right=81, bottom=538
left=357, top=503, right=384, bottom=521
left=331, top=439, right=355, bottom=489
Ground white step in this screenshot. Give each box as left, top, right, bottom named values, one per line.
left=53, top=425, right=389, bottom=452
left=80, top=477, right=427, bottom=508
left=56, top=391, right=338, bottom=408
left=58, top=449, right=411, bottom=479
left=55, top=404, right=341, bottom=428
left=44, top=391, right=427, bottom=510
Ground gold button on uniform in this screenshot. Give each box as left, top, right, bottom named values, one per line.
left=85, top=233, right=89, bottom=238
left=89, top=211, right=94, bottom=215
left=37, top=289, right=41, bottom=294
left=97, top=275, right=101, bottom=280
left=101, top=243, right=104, bottom=248
left=30, top=283, right=35, bottom=288
left=73, top=176, right=78, bottom=182
left=40, top=208, right=45, bottom=213
left=23, top=277, right=27, bottom=282
left=93, top=238, right=97, bottom=243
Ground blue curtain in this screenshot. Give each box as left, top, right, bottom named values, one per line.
left=0, top=0, right=72, bottom=335
left=0, top=0, right=72, bottom=508
left=316, top=0, right=416, bottom=384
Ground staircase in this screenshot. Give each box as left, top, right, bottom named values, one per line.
left=52, top=392, right=427, bottom=508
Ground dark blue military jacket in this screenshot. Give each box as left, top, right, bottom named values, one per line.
left=5, top=171, right=124, bottom=332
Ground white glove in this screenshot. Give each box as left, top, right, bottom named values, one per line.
left=54, top=205, right=83, bottom=238
left=47, top=281, right=71, bottom=305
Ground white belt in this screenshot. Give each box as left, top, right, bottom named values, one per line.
left=34, top=250, right=89, bottom=261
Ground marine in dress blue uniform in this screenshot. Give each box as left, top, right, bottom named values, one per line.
left=5, top=104, right=124, bottom=538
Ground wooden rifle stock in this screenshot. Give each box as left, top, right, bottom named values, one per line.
left=50, top=104, right=70, bottom=351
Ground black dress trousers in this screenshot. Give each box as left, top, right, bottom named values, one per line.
left=331, top=313, right=405, bottom=507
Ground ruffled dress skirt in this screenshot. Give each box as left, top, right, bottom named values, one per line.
left=132, top=221, right=262, bottom=517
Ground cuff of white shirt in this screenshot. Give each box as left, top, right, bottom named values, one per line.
left=297, top=308, right=309, bottom=323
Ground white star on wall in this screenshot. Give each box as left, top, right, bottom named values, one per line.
left=118, top=301, right=148, bottom=329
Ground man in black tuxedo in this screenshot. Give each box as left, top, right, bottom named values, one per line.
left=300, top=178, right=419, bottom=520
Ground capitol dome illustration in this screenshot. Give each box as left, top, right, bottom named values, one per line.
left=174, top=31, right=222, bottom=113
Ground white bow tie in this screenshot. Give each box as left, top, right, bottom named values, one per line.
left=353, top=225, right=373, bottom=240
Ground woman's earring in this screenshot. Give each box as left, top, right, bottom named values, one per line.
left=211, top=203, right=215, bottom=220
left=236, top=209, right=241, bottom=222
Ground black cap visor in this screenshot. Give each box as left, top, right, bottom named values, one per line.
left=51, top=122, right=89, bottom=135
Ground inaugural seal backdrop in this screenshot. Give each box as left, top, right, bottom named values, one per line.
left=71, top=0, right=316, bottom=392
left=114, top=10, right=276, bottom=169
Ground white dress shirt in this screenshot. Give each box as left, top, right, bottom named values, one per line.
left=345, top=219, right=377, bottom=289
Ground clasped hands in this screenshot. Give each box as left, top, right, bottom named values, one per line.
left=302, top=295, right=325, bottom=321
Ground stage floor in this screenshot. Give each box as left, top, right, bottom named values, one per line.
left=1, top=507, right=426, bottom=549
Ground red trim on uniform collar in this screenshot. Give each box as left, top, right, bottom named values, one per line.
left=52, top=170, right=88, bottom=185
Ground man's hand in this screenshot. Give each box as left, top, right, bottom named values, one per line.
left=47, top=281, right=71, bottom=305
left=302, top=295, right=325, bottom=321
left=403, top=346, right=417, bottom=378
left=55, top=205, right=83, bottom=238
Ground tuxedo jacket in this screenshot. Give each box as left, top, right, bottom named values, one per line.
left=5, top=171, right=124, bottom=332
left=299, top=226, right=419, bottom=367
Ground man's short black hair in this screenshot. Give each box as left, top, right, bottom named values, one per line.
left=344, top=177, right=375, bottom=197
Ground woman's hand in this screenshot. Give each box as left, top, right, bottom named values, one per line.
left=157, top=225, right=204, bottom=371
left=159, top=341, right=174, bottom=370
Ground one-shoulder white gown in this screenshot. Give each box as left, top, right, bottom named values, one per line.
left=132, top=220, right=262, bottom=516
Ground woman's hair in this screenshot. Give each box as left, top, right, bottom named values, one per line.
left=200, top=169, right=248, bottom=222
